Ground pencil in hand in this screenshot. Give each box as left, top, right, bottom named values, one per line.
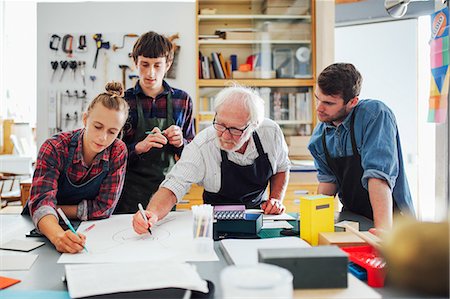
left=138, top=203, right=152, bottom=235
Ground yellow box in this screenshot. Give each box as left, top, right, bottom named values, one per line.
left=300, top=194, right=334, bottom=246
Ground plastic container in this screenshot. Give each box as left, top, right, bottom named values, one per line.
left=341, top=245, right=386, bottom=287
left=220, top=263, right=293, bottom=298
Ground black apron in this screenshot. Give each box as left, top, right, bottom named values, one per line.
left=203, top=132, right=273, bottom=209
left=321, top=107, right=398, bottom=220
left=115, top=92, right=176, bottom=213
left=22, top=130, right=109, bottom=214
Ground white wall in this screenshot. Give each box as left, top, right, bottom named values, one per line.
left=37, top=1, right=196, bottom=147
left=335, top=19, right=420, bottom=212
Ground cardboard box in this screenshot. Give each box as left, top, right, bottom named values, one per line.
left=318, top=231, right=372, bottom=247
left=300, top=195, right=334, bottom=245
left=258, top=246, right=348, bottom=289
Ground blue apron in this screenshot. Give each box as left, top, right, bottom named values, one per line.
left=203, top=132, right=273, bottom=208
left=22, top=130, right=109, bottom=214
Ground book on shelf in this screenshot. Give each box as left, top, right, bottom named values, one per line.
left=259, top=87, right=271, bottom=119
left=211, top=52, right=225, bottom=79
left=201, top=56, right=211, bottom=79
left=217, top=53, right=230, bottom=79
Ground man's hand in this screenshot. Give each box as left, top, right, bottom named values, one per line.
left=261, top=198, right=285, bottom=215
left=51, top=230, right=86, bottom=253
left=132, top=209, right=158, bottom=235
left=135, top=127, right=167, bottom=154
left=164, top=125, right=184, bottom=148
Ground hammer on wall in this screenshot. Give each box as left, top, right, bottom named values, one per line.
left=119, top=65, right=130, bottom=90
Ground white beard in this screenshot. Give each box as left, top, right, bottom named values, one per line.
left=217, top=128, right=253, bottom=153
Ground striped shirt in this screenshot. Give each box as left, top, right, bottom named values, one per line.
left=161, top=118, right=291, bottom=201
left=29, top=129, right=127, bottom=227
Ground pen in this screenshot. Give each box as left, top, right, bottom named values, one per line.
left=145, top=130, right=166, bottom=135
left=56, top=208, right=88, bottom=253
left=138, top=203, right=152, bottom=235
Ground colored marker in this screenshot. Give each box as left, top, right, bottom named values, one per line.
left=145, top=130, right=166, bottom=135
left=138, top=203, right=152, bottom=235
left=57, top=208, right=88, bottom=253
left=83, top=223, right=96, bottom=233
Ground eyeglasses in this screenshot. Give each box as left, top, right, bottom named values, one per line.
left=213, top=118, right=250, bottom=136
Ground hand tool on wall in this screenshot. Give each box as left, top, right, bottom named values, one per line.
left=118, top=65, right=130, bottom=90
left=62, top=34, right=74, bottom=58
left=69, top=60, right=77, bottom=81
left=59, top=60, right=69, bottom=82
left=76, top=35, right=87, bottom=52
left=78, top=61, right=86, bottom=86
left=129, top=74, right=139, bottom=86
left=92, top=34, right=110, bottom=68
left=50, top=61, right=59, bottom=82
left=49, top=34, right=61, bottom=53
left=112, top=33, right=138, bottom=51
left=74, top=90, right=87, bottom=99
left=89, top=75, right=97, bottom=88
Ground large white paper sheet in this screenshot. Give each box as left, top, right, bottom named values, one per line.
left=58, top=211, right=218, bottom=263
left=65, top=262, right=208, bottom=298
left=220, top=237, right=310, bottom=265
left=0, top=254, right=38, bottom=270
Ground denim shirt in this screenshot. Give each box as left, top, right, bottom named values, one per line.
left=308, top=99, right=415, bottom=216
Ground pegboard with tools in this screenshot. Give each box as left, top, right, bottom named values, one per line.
left=46, top=32, right=181, bottom=135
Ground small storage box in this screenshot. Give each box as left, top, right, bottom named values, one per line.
left=258, top=245, right=348, bottom=289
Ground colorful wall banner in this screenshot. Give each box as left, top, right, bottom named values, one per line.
left=428, top=6, right=449, bottom=123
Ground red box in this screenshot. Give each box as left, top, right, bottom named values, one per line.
left=341, top=245, right=386, bottom=288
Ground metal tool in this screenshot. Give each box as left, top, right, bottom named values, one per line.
left=129, top=74, right=139, bottom=86
left=69, top=60, right=77, bottom=81
left=74, top=89, right=87, bottom=99
left=50, top=61, right=59, bottom=82
left=49, top=34, right=61, bottom=52
left=78, top=61, right=86, bottom=86
left=119, top=65, right=130, bottom=89
left=62, top=34, right=74, bottom=57
left=92, top=34, right=110, bottom=68
left=112, top=33, right=138, bottom=51
left=76, top=35, right=87, bottom=52
left=59, top=60, right=69, bottom=82
left=89, top=75, right=97, bottom=88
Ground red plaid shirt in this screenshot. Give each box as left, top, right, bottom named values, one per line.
left=29, top=129, right=127, bottom=226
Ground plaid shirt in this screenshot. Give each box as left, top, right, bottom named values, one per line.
left=29, top=129, right=127, bottom=227
left=122, top=80, right=195, bottom=160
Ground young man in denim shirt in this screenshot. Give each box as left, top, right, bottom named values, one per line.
left=308, top=63, right=415, bottom=229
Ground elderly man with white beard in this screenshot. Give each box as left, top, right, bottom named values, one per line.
left=132, top=85, right=291, bottom=233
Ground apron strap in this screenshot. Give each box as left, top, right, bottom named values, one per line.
left=349, top=105, right=359, bottom=156
left=64, top=130, right=81, bottom=173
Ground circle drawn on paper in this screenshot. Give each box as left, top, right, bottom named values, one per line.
left=112, top=228, right=170, bottom=243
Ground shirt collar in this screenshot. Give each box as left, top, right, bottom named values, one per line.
left=323, top=105, right=357, bottom=132
left=73, top=129, right=111, bottom=167
left=133, top=80, right=174, bottom=99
